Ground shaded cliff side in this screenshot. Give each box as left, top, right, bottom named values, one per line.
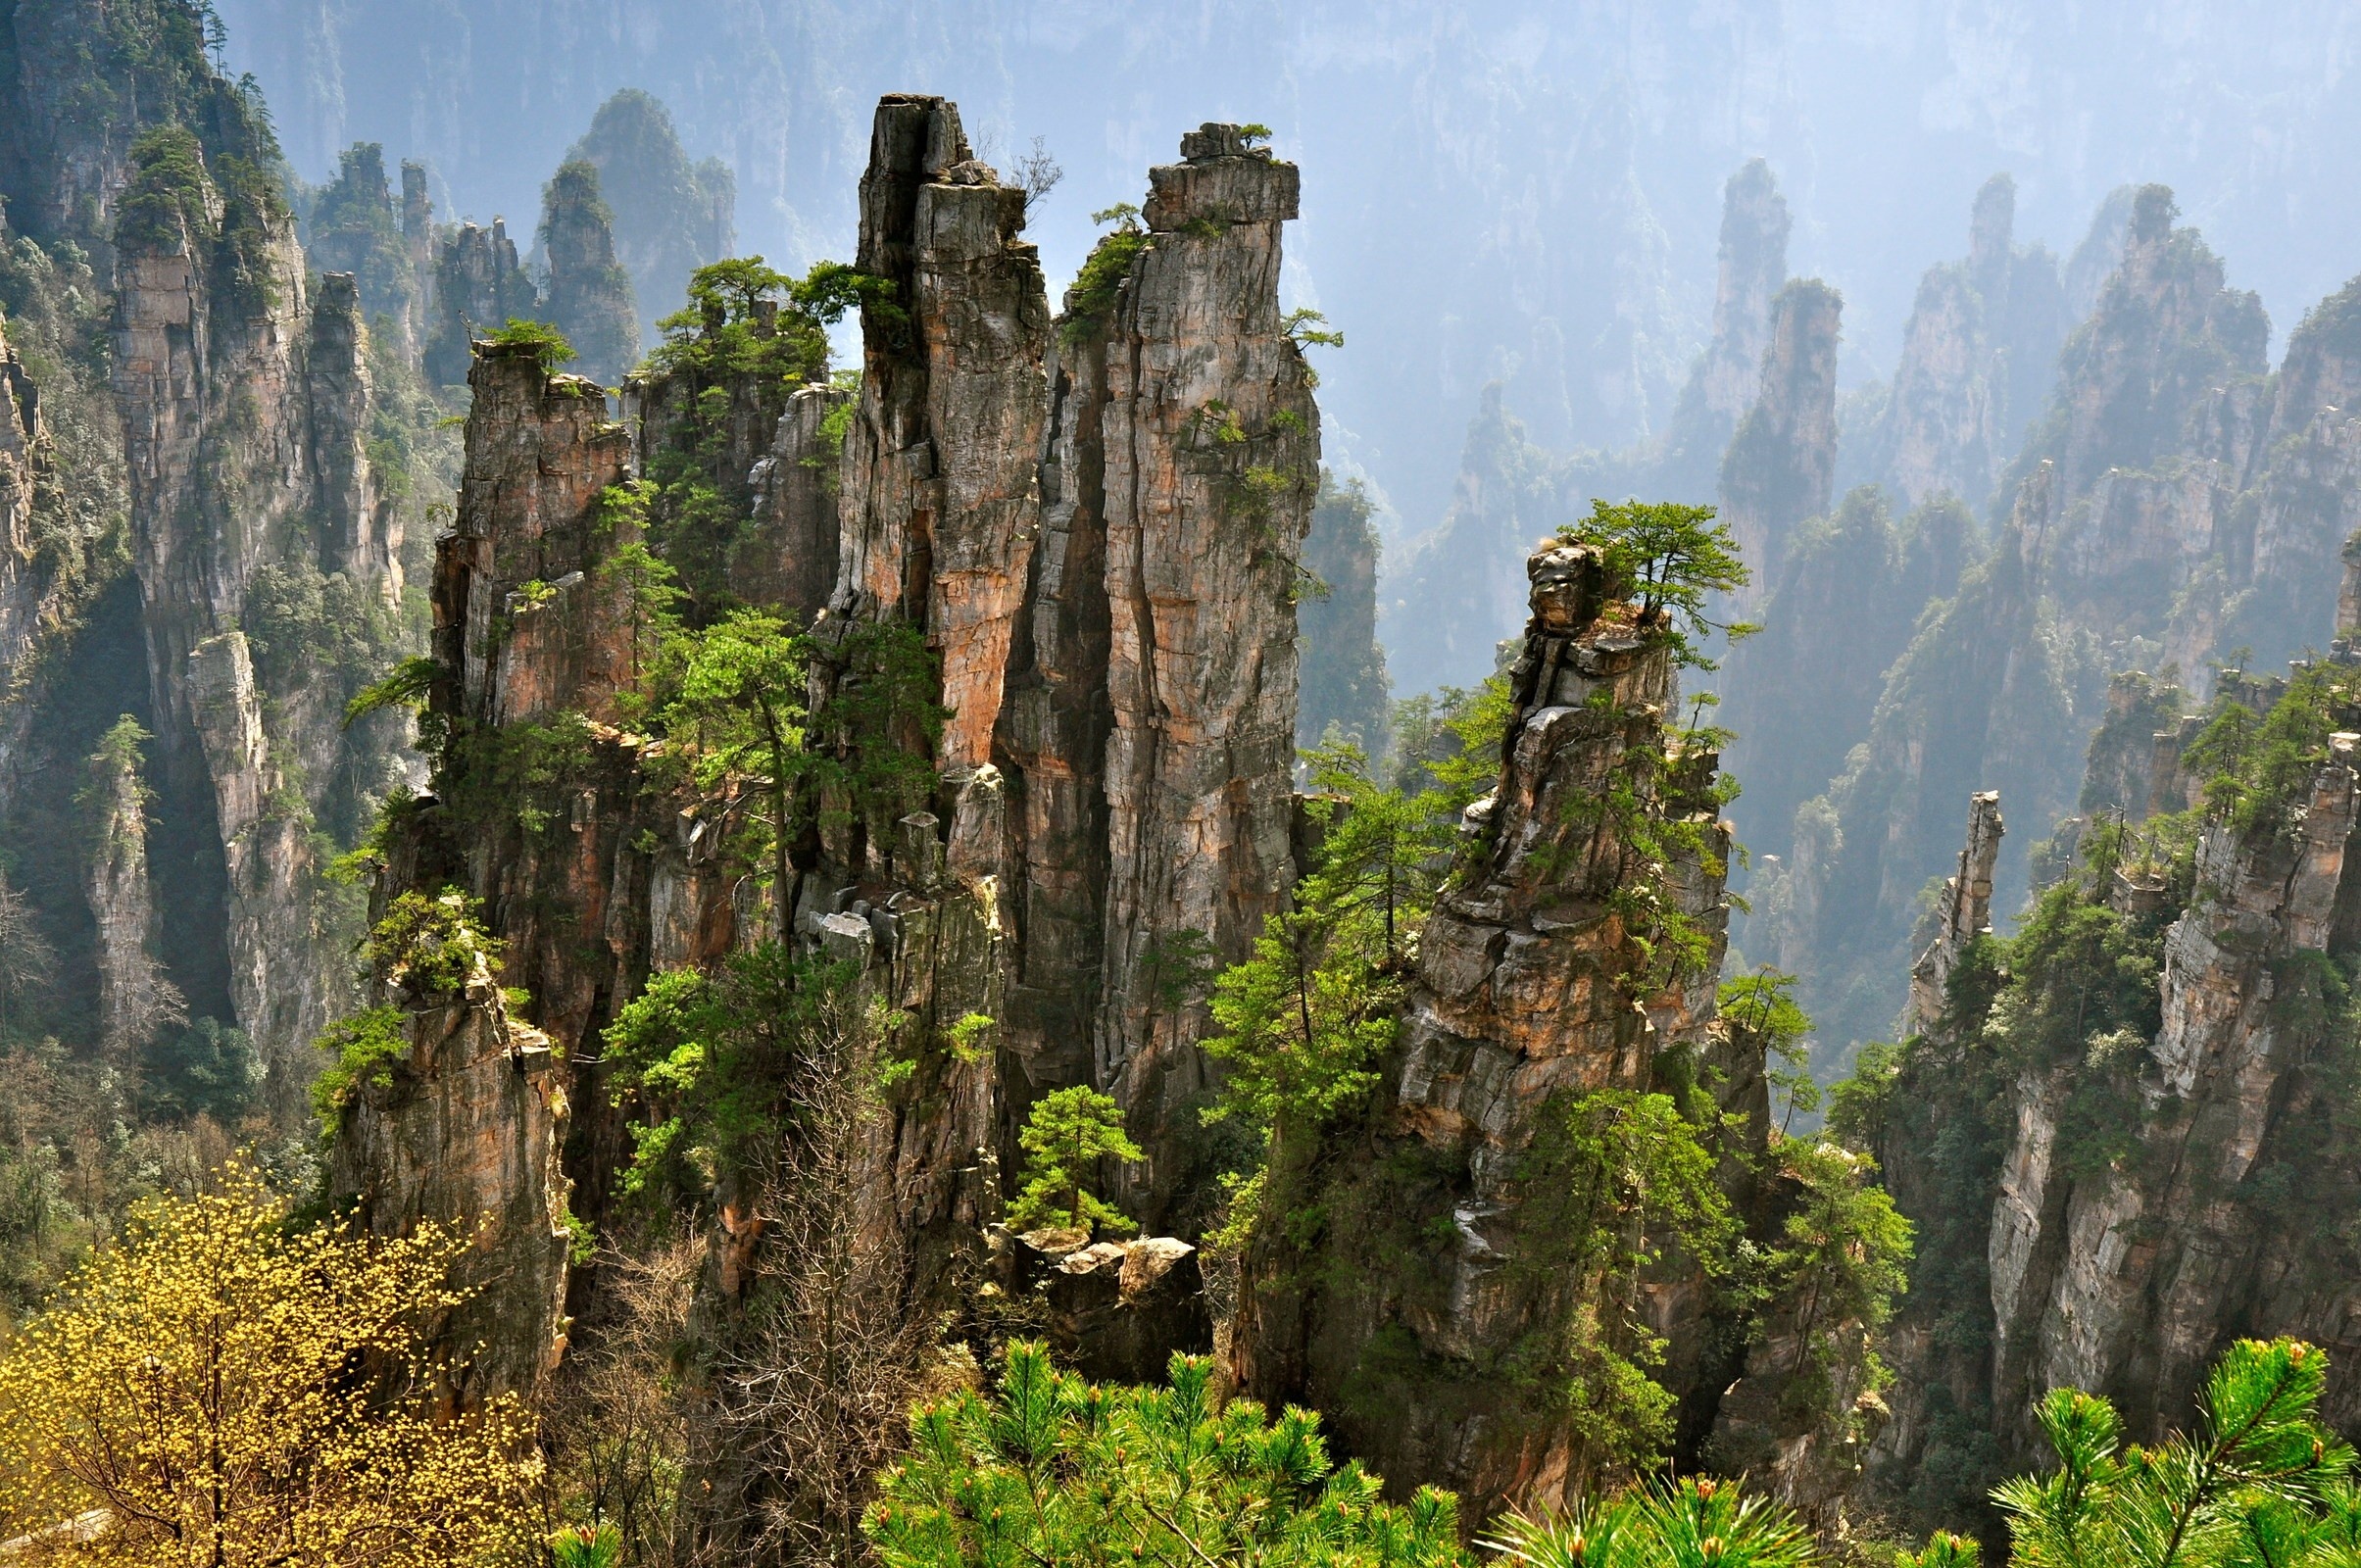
left=1867, top=174, right=2068, bottom=514
left=1718, top=277, right=1841, bottom=602
left=1298, top=471, right=1391, bottom=755
left=1760, top=189, right=2361, bottom=1057
left=537, top=159, right=639, bottom=387
left=1855, top=575, right=2361, bottom=1534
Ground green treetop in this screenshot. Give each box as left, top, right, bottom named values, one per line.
left=866, top=1342, right=1465, bottom=1568
left=1007, top=1087, right=1143, bottom=1239
left=1556, top=499, right=1753, bottom=670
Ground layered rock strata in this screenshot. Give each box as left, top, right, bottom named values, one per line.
left=1876, top=175, right=2067, bottom=513
left=113, top=135, right=405, bottom=1065
left=1086, top=122, right=1319, bottom=1221
left=1231, top=542, right=1748, bottom=1515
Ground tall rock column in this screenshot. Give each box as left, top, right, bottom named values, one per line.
left=113, top=135, right=399, bottom=1065
left=1718, top=278, right=1841, bottom=599
left=1658, top=160, right=1792, bottom=490
left=83, top=719, right=177, bottom=1058
left=830, top=92, right=1049, bottom=791
left=1906, top=791, right=2003, bottom=1031
left=1092, top=124, right=1319, bottom=1223
left=1232, top=542, right=1741, bottom=1514
left=0, top=316, right=50, bottom=706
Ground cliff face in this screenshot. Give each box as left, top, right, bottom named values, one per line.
left=1876, top=174, right=2068, bottom=513
left=1297, top=472, right=1391, bottom=754
left=538, top=159, right=639, bottom=386
left=111, top=126, right=410, bottom=1074
left=1719, top=488, right=1974, bottom=867
left=1089, top=122, right=1319, bottom=1223
left=1764, top=191, right=2361, bottom=1057
left=1718, top=278, right=1842, bottom=599
left=1232, top=542, right=1749, bottom=1516
left=1659, top=160, right=1794, bottom=495
left=0, top=316, right=52, bottom=712
left=428, top=219, right=537, bottom=387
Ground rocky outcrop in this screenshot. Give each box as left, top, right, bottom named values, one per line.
left=1905, top=792, right=2001, bottom=1032
left=306, top=142, right=431, bottom=363
left=428, top=219, right=538, bottom=387
left=739, top=381, right=851, bottom=627
left=1010, top=1230, right=1211, bottom=1386
left=326, top=949, right=572, bottom=1411
left=566, top=89, right=736, bottom=342
left=1877, top=175, right=2067, bottom=513
left=1658, top=160, right=1793, bottom=494
left=538, top=159, right=639, bottom=387
left=1231, top=542, right=1746, bottom=1516
left=1382, top=386, right=1577, bottom=696
left=1297, top=472, right=1391, bottom=753
left=111, top=123, right=407, bottom=1069
left=0, top=316, right=51, bottom=705
left=82, top=719, right=176, bottom=1057
left=829, top=93, right=1049, bottom=781
left=1718, top=278, right=1841, bottom=599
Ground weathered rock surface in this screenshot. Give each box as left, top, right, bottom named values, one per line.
left=739, top=381, right=851, bottom=627
left=428, top=218, right=538, bottom=387
left=1089, top=124, right=1319, bottom=1223
left=112, top=136, right=404, bottom=1066
left=326, top=956, right=572, bottom=1411
left=1875, top=175, right=2068, bottom=513
left=1906, top=791, right=2002, bottom=1032
left=1012, top=1231, right=1212, bottom=1386
left=1659, top=160, right=1793, bottom=494
left=82, top=723, right=175, bottom=1057
left=538, top=159, right=639, bottom=386
left=1719, top=278, right=1841, bottom=600
left=0, top=317, right=51, bottom=706
left=1231, top=542, right=1746, bottom=1516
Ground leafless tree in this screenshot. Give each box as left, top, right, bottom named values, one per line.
left=544, top=1232, right=705, bottom=1568
left=0, top=868, right=52, bottom=1039
left=1012, top=135, right=1063, bottom=215
left=687, top=987, right=943, bottom=1568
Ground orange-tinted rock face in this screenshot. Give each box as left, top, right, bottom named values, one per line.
left=1090, top=125, right=1319, bottom=1222
left=833, top=94, right=1049, bottom=780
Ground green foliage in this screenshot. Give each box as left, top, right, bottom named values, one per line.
left=306, top=142, right=417, bottom=325
left=1995, top=1339, right=2356, bottom=1568
left=1007, top=1087, right=1144, bottom=1239
left=1283, top=308, right=1344, bottom=350
left=867, top=1342, right=1465, bottom=1568
left=600, top=945, right=863, bottom=1210
left=1203, top=742, right=1456, bottom=1246
left=1389, top=675, right=1514, bottom=808
left=2183, top=662, right=2356, bottom=842
left=1756, top=1140, right=1912, bottom=1404
left=1721, top=968, right=1818, bottom=1134
left=1061, top=216, right=1150, bottom=345
left=486, top=317, right=578, bottom=369
left=1511, top=1087, right=1739, bottom=1473
left=116, top=125, right=213, bottom=253
left=138, top=1017, right=259, bottom=1125
left=1555, top=500, right=1754, bottom=671
left=361, top=889, right=502, bottom=995
left=550, top=1523, right=622, bottom=1568
left=307, top=1004, right=410, bottom=1125
left=1485, top=1475, right=1815, bottom=1568
left=343, top=655, right=438, bottom=728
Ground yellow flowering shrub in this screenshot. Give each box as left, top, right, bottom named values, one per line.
left=0, top=1159, right=540, bottom=1566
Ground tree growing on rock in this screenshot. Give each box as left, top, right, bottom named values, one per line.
left=1007, top=1087, right=1142, bottom=1239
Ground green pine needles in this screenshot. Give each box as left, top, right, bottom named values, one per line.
left=1007, top=1087, right=1143, bottom=1239
left=867, top=1342, right=1464, bottom=1568
left=1996, top=1339, right=2358, bottom=1568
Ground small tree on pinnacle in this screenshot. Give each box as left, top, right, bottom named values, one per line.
left=1007, top=1086, right=1144, bottom=1239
